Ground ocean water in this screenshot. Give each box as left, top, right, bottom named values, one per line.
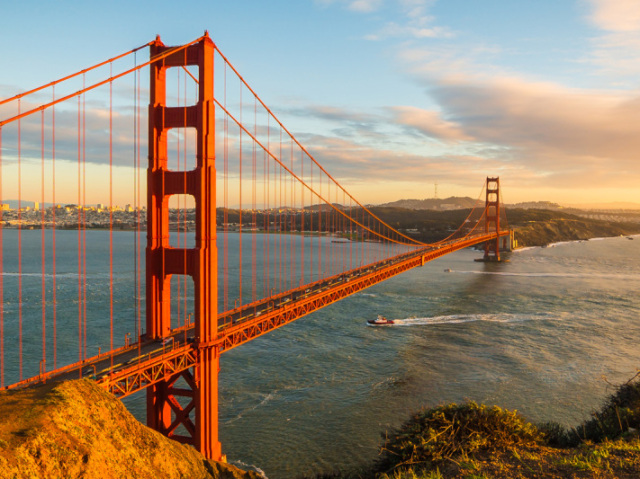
left=2, top=231, right=640, bottom=478
left=216, top=235, right=640, bottom=478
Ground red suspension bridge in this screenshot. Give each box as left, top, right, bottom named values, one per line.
left=0, top=33, right=510, bottom=461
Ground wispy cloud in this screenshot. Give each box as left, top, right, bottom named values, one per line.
left=587, top=0, right=640, bottom=32
left=366, top=0, right=453, bottom=40
left=388, top=106, right=471, bottom=142
left=314, top=0, right=384, bottom=13
left=348, top=0, right=384, bottom=13
left=278, top=52, right=640, bottom=196
left=296, top=133, right=492, bottom=188
left=318, top=0, right=452, bottom=40
left=583, top=0, right=640, bottom=82
left=364, top=22, right=453, bottom=41
left=410, top=74, right=640, bottom=189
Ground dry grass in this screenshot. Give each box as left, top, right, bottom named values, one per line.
left=320, top=375, right=640, bottom=479
left=0, top=379, right=260, bottom=479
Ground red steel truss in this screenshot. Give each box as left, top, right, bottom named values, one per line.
left=96, top=230, right=508, bottom=397
left=484, top=177, right=501, bottom=261
left=146, top=33, right=220, bottom=459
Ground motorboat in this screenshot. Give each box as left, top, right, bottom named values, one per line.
left=367, top=315, right=395, bottom=326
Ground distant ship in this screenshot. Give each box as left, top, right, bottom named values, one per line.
left=367, top=315, right=395, bottom=326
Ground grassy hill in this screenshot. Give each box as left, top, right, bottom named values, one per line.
left=506, top=208, right=640, bottom=247
left=0, top=380, right=260, bottom=479
left=365, top=207, right=640, bottom=246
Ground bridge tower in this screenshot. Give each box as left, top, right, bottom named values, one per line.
left=483, top=177, right=501, bottom=261
left=147, top=34, right=221, bottom=460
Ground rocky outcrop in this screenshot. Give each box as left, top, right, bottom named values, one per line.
left=0, top=379, right=261, bottom=479
left=513, top=217, right=637, bottom=246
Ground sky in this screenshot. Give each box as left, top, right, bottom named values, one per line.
left=1, top=0, right=639, bottom=207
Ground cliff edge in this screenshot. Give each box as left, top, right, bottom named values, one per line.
left=0, top=379, right=261, bottom=479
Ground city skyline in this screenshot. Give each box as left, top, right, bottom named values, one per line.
left=1, top=0, right=639, bottom=207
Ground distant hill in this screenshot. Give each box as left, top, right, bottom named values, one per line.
left=303, top=203, right=346, bottom=212
left=378, top=196, right=480, bottom=210
left=0, top=200, right=38, bottom=210
left=566, top=201, right=640, bottom=211
left=509, top=201, right=563, bottom=210
left=376, top=198, right=640, bottom=212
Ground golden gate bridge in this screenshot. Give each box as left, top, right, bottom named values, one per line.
left=0, top=33, right=509, bottom=461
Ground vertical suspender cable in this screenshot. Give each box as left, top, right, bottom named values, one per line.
left=252, top=96, right=257, bottom=303
left=300, top=149, right=304, bottom=286
left=77, top=93, right=82, bottom=367
left=136, top=54, right=143, bottom=345
left=279, top=130, right=283, bottom=292
left=109, top=64, right=114, bottom=364
left=264, top=116, right=269, bottom=299
left=290, top=138, right=294, bottom=289
left=309, top=161, right=313, bottom=283
left=223, top=59, right=228, bottom=313
left=137, top=61, right=143, bottom=342
left=349, top=195, right=352, bottom=270
left=82, top=74, right=87, bottom=360
left=52, top=88, right=57, bottom=369
left=183, top=63, right=189, bottom=327
left=0, top=127, right=3, bottom=387
left=342, top=190, right=345, bottom=272
left=238, top=86, right=243, bottom=307
left=133, top=52, right=139, bottom=342
left=176, top=70, right=181, bottom=324
left=18, top=100, right=23, bottom=380
left=41, top=111, right=46, bottom=372
left=318, top=166, right=321, bottom=280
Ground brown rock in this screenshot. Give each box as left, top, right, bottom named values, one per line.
left=0, top=379, right=261, bottom=479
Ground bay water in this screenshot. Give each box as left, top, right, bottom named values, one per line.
left=216, top=235, right=640, bottom=477
left=2, top=231, right=639, bottom=478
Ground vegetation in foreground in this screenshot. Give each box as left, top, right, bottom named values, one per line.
left=0, top=380, right=260, bottom=479
left=311, top=372, right=640, bottom=479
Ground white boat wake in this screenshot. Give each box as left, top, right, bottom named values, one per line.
left=376, top=312, right=562, bottom=326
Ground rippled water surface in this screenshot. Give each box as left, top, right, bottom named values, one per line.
left=4, top=231, right=640, bottom=478
left=217, top=236, right=640, bottom=478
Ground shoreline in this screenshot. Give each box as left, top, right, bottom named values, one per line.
left=512, top=232, right=639, bottom=252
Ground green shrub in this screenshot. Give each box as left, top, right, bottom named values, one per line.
left=375, top=401, right=542, bottom=475
left=576, top=373, right=640, bottom=443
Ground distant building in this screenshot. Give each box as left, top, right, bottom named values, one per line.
left=0, top=204, right=9, bottom=211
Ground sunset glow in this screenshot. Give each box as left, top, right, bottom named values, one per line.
left=1, top=0, right=639, bottom=207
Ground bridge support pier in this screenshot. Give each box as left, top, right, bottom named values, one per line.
left=146, top=33, right=221, bottom=460
left=483, top=177, right=501, bottom=262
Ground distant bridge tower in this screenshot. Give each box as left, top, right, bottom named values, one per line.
left=146, top=34, right=221, bottom=460
left=483, top=177, right=501, bottom=261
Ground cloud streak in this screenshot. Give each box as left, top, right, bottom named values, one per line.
left=587, top=0, right=640, bottom=32
left=397, top=73, right=640, bottom=190
left=583, top=0, right=640, bottom=82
